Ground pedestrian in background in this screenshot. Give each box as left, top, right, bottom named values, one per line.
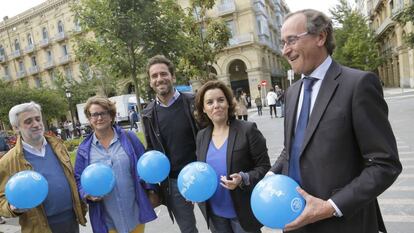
left=266, top=88, right=278, bottom=118
left=129, top=109, right=138, bottom=131
left=194, top=81, right=270, bottom=233
left=254, top=96, right=263, bottom=116
left=267, top=9, right=402, bottom=233
left=142, top=55, right=200, bottom=233
left=234, top=88, right=248, bottom=121
left=0, top=102, right=87, bottom=233
left=275, top=85, right=285, bottom=118
left=75, top=96, right=157, bottom=233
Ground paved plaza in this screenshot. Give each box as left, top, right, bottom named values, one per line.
left=1, top=88, right=414, bottom=233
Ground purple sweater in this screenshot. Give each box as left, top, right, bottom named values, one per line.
left=74, top=125, right=157, bottom=233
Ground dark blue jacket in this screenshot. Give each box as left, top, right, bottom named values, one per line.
left=74, top=125, right=156, bottom=233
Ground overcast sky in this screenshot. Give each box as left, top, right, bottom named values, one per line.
left=0, top=0, right=341, bottom=22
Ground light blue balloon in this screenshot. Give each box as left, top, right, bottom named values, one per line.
left=81, top=163, right=115, bottom=197
left=251, top=175, right=306, bottom=229
left=5, top=170, right=49, bottom=209
left=137, top=150, right=170, bottom=184
left=177, top=162, right=218, bottom=202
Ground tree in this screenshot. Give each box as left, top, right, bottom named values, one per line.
left=0, top=81, right=68, bottom=127
left=330, top=0, right=382, bottom=71
left=395, top=4, right=414, bottom=46
left=73, top=0, right=190, bottom=123
left=177, top=0, right=231, bottom=84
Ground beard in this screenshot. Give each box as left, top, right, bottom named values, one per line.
left=157, top=85, right=173, bottom=96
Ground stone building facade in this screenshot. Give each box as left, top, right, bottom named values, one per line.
left=178, top=0, right=289, bottom=100
left=361, top=0, right=414, bottom=87
left=0, top=0, right=82, bottom=88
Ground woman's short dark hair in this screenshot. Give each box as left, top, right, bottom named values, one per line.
left=194, top=80, right=236, bottom=127
left=285, top=9, right=336, bottom=55
left=84, top=96, right=117, bottom=124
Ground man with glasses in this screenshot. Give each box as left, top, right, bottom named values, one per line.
left=267, top=9, right=401, bottom=233
left=0, top=102, right=87, bottom=233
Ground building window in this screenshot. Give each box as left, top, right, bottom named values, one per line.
left=226, top=20, right=236, bottom=37
left=47, top=50, right=52, bottom=61
left=18, top=61, right=24, bottom=71
left=62, top=44, right=68, bottom=55
left=27, top=34, right=33, bottom=45
left=3, top=66, right=10, bottom=81
left=256, top=15, right=269, bottom=36
left=64, top=65, right=72, bottom=80
left=49, top=69, right=55, bottom=82
left=57, top=20, right=64, bottom=33
left=31, top=56, right=37, bottom=66
left=0, top=45, right=4, bottom=56
left=42, top=27, right=48, bottom=39
left=34, top=76, right=42, bottom=88
left=14, top=39, right=20, bottom=51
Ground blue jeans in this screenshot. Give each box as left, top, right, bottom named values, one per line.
left=168, top=179, right=198, bottom=233
left=209, top=213, right=261, bottom=233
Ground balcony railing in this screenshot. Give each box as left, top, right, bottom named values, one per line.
left=391, top=5, right=405, bottom=18
left=228, top=33, right=253, bottom=46
left=24, top=44, right=35, bottom=54
left=2, top=75, right=11, bottom=81
left=17, top=70, right=26, bottom=78
left=54, top=32, right=66, bottom=42
left=10, top=50, right=21, bottom=59
left=44, top=60, right=55, bottom=70
left=254, top=2, right=267, bottom=17
left=217, top=0, right=236, bottom=16
left=73, top=25, right=82, bottom=34
left=39, top=38, right=50, bottom=48
left=258, top=34, right=272, bottom=47
left=59, top=54, right=71, bottom=64
left=28, top=66, right=40, bottom=75
left=375, top=17, right=395, bottom=37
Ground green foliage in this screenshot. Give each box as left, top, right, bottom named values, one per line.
left=177, top=0, right=231, bottom=84
left=0, top=81, right=68, bottom=126
left=73, top=0, right=194, bottom=118
left=330, top=0, right=382, bottom=71
left=395, top=5, right=414, bottom=46
left=64, top=137, right=83, bottom=152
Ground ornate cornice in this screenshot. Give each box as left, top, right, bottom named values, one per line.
left=0, top=0, right=72, bottom=33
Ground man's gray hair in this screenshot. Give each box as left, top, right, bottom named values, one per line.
left=285, top=9, right=336, bottom=55
left=9, top=101, right=42, bottom=127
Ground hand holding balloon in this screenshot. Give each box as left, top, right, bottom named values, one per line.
left=220, top=174, right=242, bottom=190
left=9, top=204, right=30, bottom=213
left=250, top=175, right=306, bottom=229
left=284, top=187, right=336, bottom=231
left=137, top=151, right=170, bottom=184
left=81, top=163, right=116, bottom=197
left=85, top=195, right=103, bottom=202
left=5, top=171, right=48, bottom=209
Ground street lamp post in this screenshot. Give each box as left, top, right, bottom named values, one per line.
left=65, top=89, right=75, bottom=129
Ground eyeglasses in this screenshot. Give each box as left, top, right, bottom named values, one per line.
left=281, top=32, right=309, bottom=48
left=90, top=111, right=109, bottom=119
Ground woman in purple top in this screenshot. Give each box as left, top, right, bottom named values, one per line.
left=194, top=81, right=271, bottom=233
left=74, top=96, right=157, bottom=233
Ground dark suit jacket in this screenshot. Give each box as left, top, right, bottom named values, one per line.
left=196, top=119, right=271, bottom=232
left=270, top=61, right=402, bottom=233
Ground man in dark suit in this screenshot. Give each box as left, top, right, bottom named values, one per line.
left=267, top=9, right=402, bottom=233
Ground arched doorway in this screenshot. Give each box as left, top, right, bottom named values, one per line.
left=229, top=59, right=249, bottom=95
